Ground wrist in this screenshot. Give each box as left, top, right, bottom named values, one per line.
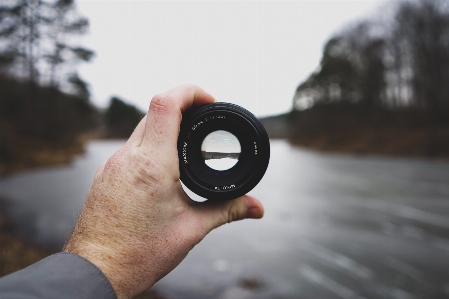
left=64, top=241, right=154, bottom=299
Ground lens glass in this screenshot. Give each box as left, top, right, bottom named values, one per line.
left=201, top=130, right=241, bottom=171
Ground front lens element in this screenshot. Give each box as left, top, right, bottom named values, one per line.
left=201, top=130, right=241, bottom=171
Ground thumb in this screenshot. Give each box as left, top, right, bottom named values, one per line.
left=194, top=195, right=264, bottom=232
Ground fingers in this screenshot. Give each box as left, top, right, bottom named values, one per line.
left=161, top=84, right=216, bottom=112
left=194, top=195, right=264, bottom=233
left=140, top=85, right=215, bottom=154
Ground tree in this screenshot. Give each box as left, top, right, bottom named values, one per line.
left=0, top=0, right=94, bottom=95
left=360, top=38, right=385, bottom=110
left=294, top=0, right=449, bottom=115
left=290, top=0, right=449, bottom=157
left=67, top=72, right=90, bottom=101
left=104, top=97, right=144, bottom=138
left=392, top=0, right=449, bottom=155
left=294, top=22, right=386, bottom=111
left=393, top=0, right=449, bottom=119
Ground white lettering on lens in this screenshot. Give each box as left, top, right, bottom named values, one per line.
left=208, top=115, right=225, bottom=120
left=192, top=121, right=203, bottom=130
left=193, top=115, right=226, bottom=130
left=183, top=142, right=188, bottom=164
left=214, top=184, right=236, bottom=190
left=254, top=141, right=258, bottom=155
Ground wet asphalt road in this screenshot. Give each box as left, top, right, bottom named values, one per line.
left=158, top=140, right=449, bottom=299
left=1, top=140, right=449, bottom=298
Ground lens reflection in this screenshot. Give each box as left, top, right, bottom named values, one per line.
left=201, top=130, right=241, bottom=171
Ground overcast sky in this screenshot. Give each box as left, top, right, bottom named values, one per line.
left=202, top=130, right=242, bottom=153
left=76, top=0, right=388, bottom=117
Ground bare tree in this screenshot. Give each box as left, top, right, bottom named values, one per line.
left=0, top=0, right=94, bottom=95
left=393, top=0, right=449, bottom=115
left=294, top=21, right=386, bottom=111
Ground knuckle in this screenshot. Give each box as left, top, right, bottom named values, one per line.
left=150, top=94, right=175, bottom=115
left=129, top=150, right=166, bottom=195
left=103, top=151, right=124, bottom=177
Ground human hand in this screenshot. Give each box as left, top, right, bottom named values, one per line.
left=63, top=85, right=264, bottom=299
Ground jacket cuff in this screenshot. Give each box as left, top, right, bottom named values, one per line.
left=0, top=252, right=117, bottom=299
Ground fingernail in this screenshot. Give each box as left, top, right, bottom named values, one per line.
left=246, top=207, right=261, bottom=219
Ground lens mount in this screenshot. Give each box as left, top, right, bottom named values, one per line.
left=178, top=102, right=270, bottom=200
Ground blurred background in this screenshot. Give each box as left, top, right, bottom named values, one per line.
left=1, top=0, right=449, bottom=298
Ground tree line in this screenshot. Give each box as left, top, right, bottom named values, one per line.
left=294, top=0, right=449, bottom=117
left=287, top=0, right=449, bottom=156
left=0, top=0, right=143, bottom=172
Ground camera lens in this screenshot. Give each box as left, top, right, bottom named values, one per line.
left=178, top=102, right=270, bottom=200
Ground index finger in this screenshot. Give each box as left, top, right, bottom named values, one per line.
left=139, top=84, right=215, bottom=154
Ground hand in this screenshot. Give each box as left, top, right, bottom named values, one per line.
left=63, top=85, right=264, bottom=299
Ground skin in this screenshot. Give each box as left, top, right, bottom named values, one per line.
left=63, top=85, right=265, bottom=299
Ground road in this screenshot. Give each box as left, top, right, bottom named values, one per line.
left=1, top=140, right=448, bottom=298
left=158, top=140, right=449, bottom=299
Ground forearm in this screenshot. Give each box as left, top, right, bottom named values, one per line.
left=0, top=253, right=117, bottom=299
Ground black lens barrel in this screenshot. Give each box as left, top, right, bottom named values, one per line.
left=178, top=102, right=270, bottom=200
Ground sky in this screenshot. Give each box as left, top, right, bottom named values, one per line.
left=201, top=130, right=242, bottom=153
left=76, top=0, right=388, bottom=117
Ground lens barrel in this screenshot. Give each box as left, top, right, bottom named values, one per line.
left=178, top=102, right=270, bottom=200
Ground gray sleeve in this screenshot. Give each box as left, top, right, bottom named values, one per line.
left=0, top=252, right=117, bottom=299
